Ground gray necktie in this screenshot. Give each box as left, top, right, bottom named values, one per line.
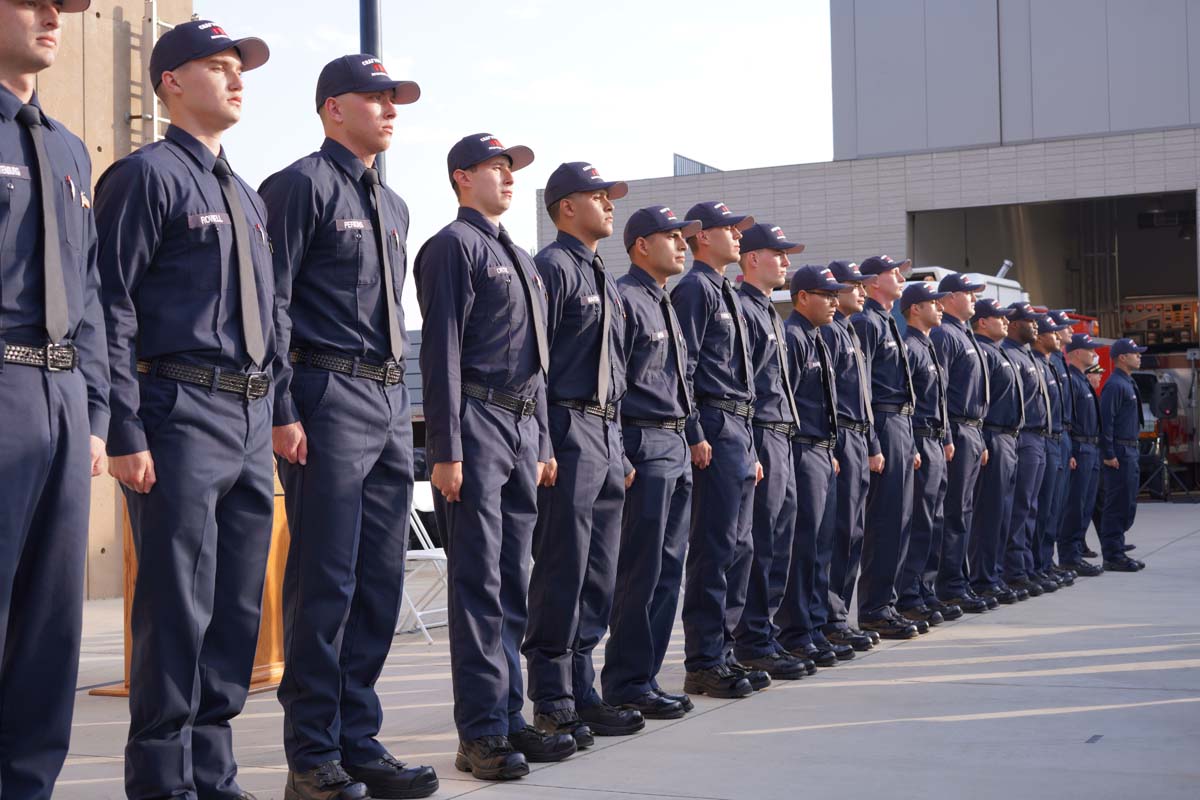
left=815, top=332, right=838, bottom=438
left=662, top=293, right=692, bottom=416
left=769, top=306, right=800, bottom=425
left=965, top=323, right=990, bottom=417
left=1033, top=353, right=1052, bottom=426
left=497, top=227, right=549, bottom=374
left=887, top=313, right=917, bottom=407
left=847, top=322, right=874, bottom=425
left=928, top=337, right=948, bottom=428
left=212, top=155, right=266, bottom=367
left=16, top=104, right=69, bottom=344
left=361, top=167, right=404, bottom=362
left=592, top=255, right=611, bottom=405
left=997, top=345, right=1026, bottom=430
left=721, top=278, right=751, bottom=387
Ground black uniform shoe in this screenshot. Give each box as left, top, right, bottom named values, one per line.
left=969, top=589, right=1000, bottom=609
left=683, top=664, right=754, bottom=699
left=1005, top=583, right=1031, bottom=601
left=1050, top=567, right=1076, bottom=586
left=780, top=648, right=819, bottom=675
left=345, top=755, right=439, bottom=799
left=825, top=628, right=873, bottom=651
left=577, top=702, right=645, bottom=736
left=534, top=709, right=595, bottom=748
left=928, top=599, right=964, bottom=620
left=853, top=627, right=882, bottom=645
left=897, top=612, right=930, bottom=634
left=1103, top=556, right=1142, bottom=573
left=793, top=642, right=838, bottom=668
left=741, top=652, right=807, bottom=680
left=620, top=691, right=685, bottom=720
left=1036, top=576, right=1059, bottom=593
left=285, top=761, right=370, bottom=800
left=728, top=661, right=772, bottom=691
left=1122, top=543, right=1136, bottom=552
left=1131, top=557, right=1146, bottom=570
left=455, top=736, right=528, bottom=781
left=1036, top=569, right=1065, bottom=588
left=508, top=725, right=576, bottom=763
left=1062, top=560, right=1103, bottom=577
left=857, top=616, right=919, bottom=639
left=1082, top=547, right=1100, bottom=558
left=814, top=635, right=857, bottom=661
left=899, top=606, right=945, bottom=626
left=652, top=686, right=694, bottom=713
left=941, top=595, right=988, bottom=613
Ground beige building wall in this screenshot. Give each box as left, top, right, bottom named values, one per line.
left=33, top=0, right=193, bottom=599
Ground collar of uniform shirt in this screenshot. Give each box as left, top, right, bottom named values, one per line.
left=738, top=281, right=772, bottom=307
left=165, top=123, right=219, bottom=171
left=941, top=312, right=970, bottom=330
left=789, top=309, right=820, bottom=337
left=627, top=264, right=666, bottom=299
left=0, top=85, right=51, bottom=125
left=692, top=260, right=728, bottom=286
left=554, top=229, right=597, bottom=263
left=320, top=136, right=368, bottom=183
left=457, top=205, right=501, bottom=238
left=833, top=310, right=853, bottom=327
left=865, top=296, right=889, bottom=316
left=905, top=326, right=932, bottom=344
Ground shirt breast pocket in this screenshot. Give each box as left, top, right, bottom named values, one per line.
left=184, top=212, right=228, bottom=290
left=334, top=220, right=370, bottom=288
left=480, top=264, right=516, bottom=320
left=0, top=168, right=31, bottom=252
left=641, top=329, right=669, bottom=380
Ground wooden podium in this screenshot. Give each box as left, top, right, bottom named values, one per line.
left=90, top=476, right=290, bottom=697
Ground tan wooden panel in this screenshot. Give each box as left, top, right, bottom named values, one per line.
left=36, top=6, right=86, bottom=133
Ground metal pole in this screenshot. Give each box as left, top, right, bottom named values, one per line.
left=360, top=0, right=385, bottom=180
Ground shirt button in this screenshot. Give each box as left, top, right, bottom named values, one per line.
left=355, top=233, right=363, bottom=240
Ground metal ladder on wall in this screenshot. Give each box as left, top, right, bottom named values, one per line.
left=130, top=1, right=195, bottom=143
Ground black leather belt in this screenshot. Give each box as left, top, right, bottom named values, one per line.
left=552, top=398, right=617, bottom=422
left=1073, top=434, right=1099, bottom=445
left=290, top=348, right=403, bottom=386
left=1026, top=426, right=1049, bottom=437
left=1043, top=431, right=1063, bottom=442
left=951, top=415, right=984, bottom=428
left=3, top=342, right=78, bottom=371
left=913, top=427, right=946, bottom=440
left=623, top=416, right=687, bottom=433
left=137, top=359, right=270, bottom=400
left=983, top=423, right=1020, bottom=438
left=1116, top=438, right=1139, bottom=447
left=837, top=416, right=870, bottom=434
left=753, top=420, right=798, bottom=438
left=873, top=402, right=914, bottom=416
left=795, top=435, right=835, bottom=450
left=463, top=382, right=537, bottom=416
left=700, top=398, right=754, bottom=420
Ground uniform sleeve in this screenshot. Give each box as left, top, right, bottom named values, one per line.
left=851, top=314, right=883, bottom=456
left=535, top=253, right=566, bottom=351
left=671, top=279, right=710, bottom=446
left=93, top=158, right=166, bottom=457
left=1069, top=375, right=1085, bottom=457
left=1098, top=381, right=1118, bottom=461
left=930, top=326, right=955, bottom=380
left=259, top=168, right=318, bottom=427
left=78, top=167, right=111, bottom=440
left=415, top=232, right=472, bottom=464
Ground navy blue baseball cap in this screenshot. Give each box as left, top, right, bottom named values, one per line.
left=544, top=162, right=628, bottom=208
left=739, top=223, right=805, bottom=255
left=447, top=133, right=534, bottom=177
left=1066, top=333, right=1100, bottom=352
left=315, top=55, right=420, bottom=112
left=1049, top=309, right=1074, bottom=328
left=57, top=1, right=91, bottom=12
left=790, top=265, right=849, bottom=295
left=901, top=281, right=949, bottom=312
left=623, top=206, right=702, bottom=251
left=1035, top=313, right=1069, bottom=335
left=1006, top=301, right=1040, bottom=321
left=1110, top=338, right=1148, bottom=357
left=685, top=201, right=754, bottom=232
left=149, top=20, right=269, bottom=90
left=973, top=298, right=1014, bottom=320
left=828, top=260, right=875, bottom=284
left=859, top=254, right=912, bottom=276
left=938, top=272, right=987, bottom=293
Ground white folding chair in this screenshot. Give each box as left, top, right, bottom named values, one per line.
left=396, top=481, right=448, bottom=643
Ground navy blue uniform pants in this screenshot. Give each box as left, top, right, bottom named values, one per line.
left=1003, top=431, right=1046, bottom=584
left=1059, top=444, right=1100, bottom=564
left=857, top=411, right=914, bottom=620
left=434, top=397, right=539, bottom=741
left=935, top=423, right=984, bottom=599
left=898, top=434, right=947, bottom=610
left=124, top=378, right=274, bottom=800
left=825, top=427, right=869, bottom=631
left=1034, top=436, right=1065, bottom=571
left=1099, top=443, right=1139, bottom=561
left=968, top=430, right=1018, bottom=593
left=682, top=407, right=755, bottom=672
left=602, top=427, right=691, bottom=705
left=776, top=442, right=837, bottom=652
left=731, top=427, right=795, bottom=661
left=525, top=409, right=625, bottom=713
left=0, top=366, right=90, bottom=800
left=276, top=369, right=413, bottom=771
left=1050, top=434, right=1073, bottom=564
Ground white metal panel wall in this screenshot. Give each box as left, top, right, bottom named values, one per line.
left=925, top=0, right=1001, bottom=150
left=998, top=0, right=1034, bottom=143
left=853, top=0, right=928, bottom=156
left=1028, top=0, right=1110, bottom=140
left=1107, top=1, right=1191, bottom=133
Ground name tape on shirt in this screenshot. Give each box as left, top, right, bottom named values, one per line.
left=188, top=212, right=232, bottom=228
left=336, top=218, right=374, bottom=232
left=581, top=294, right=601, bottom=307
left=715, top=310, right=733, bottom=322
left=0, top=163, right=31, bottom=179
left=487, top=265, right=512, bottom=278
left=650, top=330, right=668, bottom=341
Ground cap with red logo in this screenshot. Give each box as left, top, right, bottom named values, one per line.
left=684, top=201, right=755, bottom=232
left=447, top=132, right=534, bottom=177
left=739, top=222, right=805, bottom=255
left=56, top=1, right=92, bottom=13
left=790, top=265, right=850, bottom=294
left=149, top=19, right=269, bottom=90
left=543, top=162, right=628, bottom=207
left=623, top=206, right=702, bottom=251
left=858, top=254, right=913, bottom=276
left=1066, top=333, right=1100, bottom=352
left=315, top=54, right=420, bottom=111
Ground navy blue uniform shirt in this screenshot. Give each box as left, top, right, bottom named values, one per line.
left=820, top=311, right=881, bottom=456
left=978, top=335, right=1024, bottom=430
left=904, top=326, right=950, bottom=444
left=94, top=124, right=276, bottom=456
left=1052, top=351, right=1073, bottom=431
left=739, top=282, right=792, bottom=424
left=852, top=298, right=912, bottom=407
left=1034, top=351, right=1064, bottom=434
left=1068, top=365, right=1099, bottom=442
left=1002, top=338, right=1049, bottom=432
left=616, top=265, right=690, bottom=421
left=535, top=230, right=626, bottom=405
left=930, top=313, right=988, bottom=421
left=259, top=138, right=410, bottom=426
left=671, top=260, right=753, bottom=445
left=783, top=311, right=837, bottom=440
left=0, top=87, right=109, bottom=438
left=414, top=206, right=548, bottom=464
left=1099, top=369, right=1143, bottom=459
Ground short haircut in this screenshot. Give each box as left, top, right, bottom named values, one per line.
left=546, top=199, right=563, bottom=224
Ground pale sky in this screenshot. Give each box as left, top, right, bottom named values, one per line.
left=195, top=0, right=835, bottom=319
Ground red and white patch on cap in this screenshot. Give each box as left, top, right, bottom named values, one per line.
left=820, top=268, right=834, bottom=280
left=662, top=208, right=677, bottom=220
left=198, top=22, right=231, bottom=40
left=714, top=202, right=732, bottom=216
left=585, top=165, right=602, bottom=180
left=772, top=227, right=786, bottom=239
left=481, top=135, right=504, bottom=150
